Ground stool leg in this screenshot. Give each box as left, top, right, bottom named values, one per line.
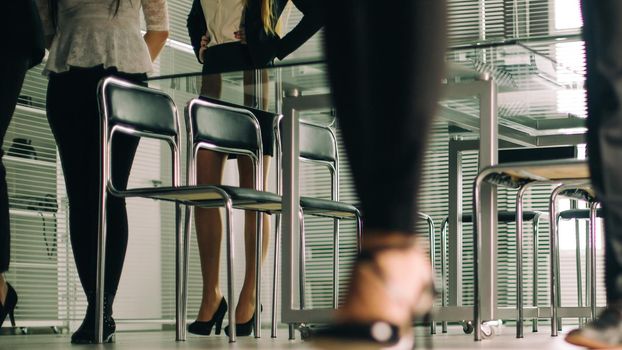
left=424, top=215, right=437, bottom=335
left=532, top=215, right=540, bottom=333
left=556, top=215, right=563, bottom=332
left=516, top=185, right=528, bottom=338
left=441, top=218, right=448, bottom=333
left=95, top=160, right=109, bottom=344
left=589, top=202, right=598, bottom=320
left=255, top=212, right=264, bottom=338
left=175, top=203, right=187, bottom=341
left=472, top=172, right=491, bottom=341
left=225, top=201, right=237, bottom=342
left=271, top=215, right=281, bottom=338
left=299, top=211, right=306, bottom=310
left=333, top=217, right=340, bottom=310
left=574, top=217, right=584, bottom=326
left=549, top=187, right=562, bottom=337
left=288, top=323, right=296, bottom=340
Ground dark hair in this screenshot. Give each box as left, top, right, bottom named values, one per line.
left=50, top=0, right=122, bottom=27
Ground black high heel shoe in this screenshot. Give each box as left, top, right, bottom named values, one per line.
left=71, top=292, right=116, bottom=344
left=224, top=304, right=263, bottom=337
left=0, top=283, right=18, bottom=328
left=313, top=244, right=436, bottom=349
left=188, top=298, right=227, bottom=336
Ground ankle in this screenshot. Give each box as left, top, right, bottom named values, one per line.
left=0, top=275, right=7, bottom=304
left=360, top=231, right=419, bottom=253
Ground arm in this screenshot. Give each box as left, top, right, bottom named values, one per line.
left=142, top=0, right=170, bottom=61
left=274, top=0, right=323, bottom=60
left=187, top=0, right=207, bottom=63
left=144, top=31, right=169, bottom=61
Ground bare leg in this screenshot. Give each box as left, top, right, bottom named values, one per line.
left=243, top=69, right=270, bottom=109
left=194, top=149, right=227, bottom=321
left=235, top=155, right=271, bottom=322
left=0, top=274, right=6, bottom=305
left=200, top=74, right=222, bottom=99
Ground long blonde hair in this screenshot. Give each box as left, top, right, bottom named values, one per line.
left=243, top=0, right=275, bottom=34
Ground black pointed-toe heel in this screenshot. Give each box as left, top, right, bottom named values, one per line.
left=224, top=304, right=263, bottom=337
left=71, top=292, right=116, bottom=344
left=188, top=298, right=228, bottom=336
left=0, top=283, right=18, bottom=328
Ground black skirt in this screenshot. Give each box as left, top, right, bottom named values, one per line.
left=202, top=42, right=256, bottom=74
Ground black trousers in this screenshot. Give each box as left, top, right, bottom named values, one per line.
left=322, top=0, right=447, bottom=234
left=0, top=55, right=30, bottom=273
left=46, top=66, right=144, bottom=296
left=582, top=0, right=622, bottom=302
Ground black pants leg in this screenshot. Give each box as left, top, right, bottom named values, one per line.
left=322, top=0, right=447, bottom=235
left=0, top=55, right=29, bottom=273
left=582, top=0, right=622, bottom=303
left=46, top=67, right=142, bottom=296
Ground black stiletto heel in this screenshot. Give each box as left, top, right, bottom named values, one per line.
left=224, top=304, right=263, bottom=337
left=71, top=292, right=116, bottom=344
left=188, top=298, right=228, bottom=336
left=0, top=283, right=18, bottom=328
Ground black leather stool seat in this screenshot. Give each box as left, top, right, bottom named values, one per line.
left=559, top=208, right=604, bottom=220
left=461, top=210, right=543, bottom=223
left=300, top=196, right=360, bottom=219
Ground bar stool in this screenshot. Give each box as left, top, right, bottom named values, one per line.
left=549, top=184, right=601, bottom=335
left=96, top=77, right=186, bottom=343
left=271, top=119, right=362, bottom=338
left=557, top=206, right=604, bottom=327
left=439, top=210, right=543, bottom=334
left=472, top=159, right=590, bottom=340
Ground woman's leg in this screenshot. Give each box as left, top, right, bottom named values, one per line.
left=231, top=70, right=271, bottom=323
left=235, top=155, right=271, bottom=322
left=322, top=0, right=447, bottom=327
left=200, top=74, right=222, bottom=99
left=46, top=67, right=137, bottom=302
left=194, top=149, right=228, bottom=321
left=0, top=54, right=29, bottom=303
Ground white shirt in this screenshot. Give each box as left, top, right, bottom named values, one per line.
left=200, top=0, right=244, bottom=48
left=36, top=0, right=169, bottom=74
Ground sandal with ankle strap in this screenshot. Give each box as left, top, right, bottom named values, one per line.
left=312, top=243, right=436, bottom=349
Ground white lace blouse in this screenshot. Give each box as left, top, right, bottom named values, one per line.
left=36, top=0, right=169, bottom=74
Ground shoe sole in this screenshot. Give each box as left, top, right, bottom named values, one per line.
left=71, top=334, right=115, bottom=344
left=566, top=332, right=622, bottom=349
left=310, top=334, right=414, bottom=350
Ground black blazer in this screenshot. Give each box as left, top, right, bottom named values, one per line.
left=187, top=0, right=323, bottom=66
left=1, top=0, right=45, bottom=68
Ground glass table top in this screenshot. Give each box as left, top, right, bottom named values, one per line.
left=148, top=39, right=587, bottom=147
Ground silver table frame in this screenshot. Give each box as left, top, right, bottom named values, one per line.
left=279, top=77, right=500, bottom=334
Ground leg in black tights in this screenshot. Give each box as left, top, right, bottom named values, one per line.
left=46, top=67, right=141, bottom=299
left=563, top=2, right=622, bottom=348
left=323, top=0, right=447, bottom=236
left=0, top=56, right=29, bottom=274
left=319, top=0, right=447, bottom=341
left=582, top=0, right=622, bottom=304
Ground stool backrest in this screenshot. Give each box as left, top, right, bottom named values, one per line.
left=97, top=76, right=182, bottom=193
left=276, top=118, right=339, bottom=201
left=186, top=99, right=264, bottom=190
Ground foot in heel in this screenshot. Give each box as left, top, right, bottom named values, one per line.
left=224, top=305, right=262, bottom=337
left=312, top=244, right=434, bottom=348
left=188, top=298, right=227, bottom=336
left=71, top=292, right=116, bottom=344
left=0, top=283, right=18, bottom=328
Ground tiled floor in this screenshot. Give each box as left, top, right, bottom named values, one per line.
left=0, top=327, right=586, bottom=350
